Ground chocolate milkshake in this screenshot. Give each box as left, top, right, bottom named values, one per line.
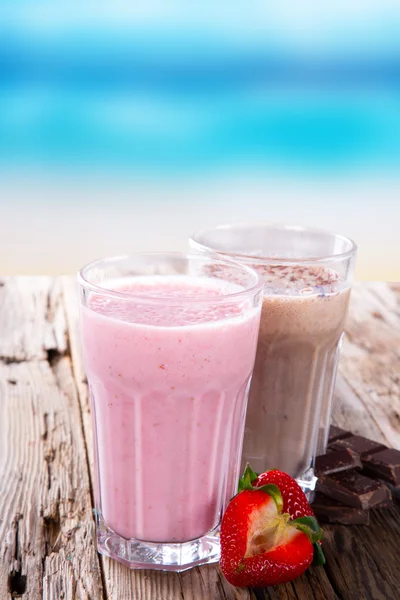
left=241, top=264, right=351, bottom=479
left=189, top=224, right=357, bottom=492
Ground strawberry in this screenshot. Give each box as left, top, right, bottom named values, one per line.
left=220, top=466, right=325, bottom=588
left=253, top=466, right=325, bottom=566
left=254, top=468, right=315, bottom=520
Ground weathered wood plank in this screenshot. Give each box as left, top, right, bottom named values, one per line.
left=259, top=567, right=338, bottom=600
left=97, top=562, right=253, bottom=600
left=62, top=278, right=94, bottom=471
left=320, top=505, right=400, bottom=600
left=0, top=277, right=67, bottom=362
left=333, top=282, right=400, bottom=449
left=7, top=278, right=398, bottom=600
left=321, top=281, right=400, bottom=600
left=0, top=279, right=103, bottom=600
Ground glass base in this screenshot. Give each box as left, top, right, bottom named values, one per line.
left=95, top=512, right=221, bottom=572
left=296, top=467, right=318, bottom=503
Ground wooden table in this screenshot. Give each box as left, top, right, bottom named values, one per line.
left=1, top=279, right=399, bottom=600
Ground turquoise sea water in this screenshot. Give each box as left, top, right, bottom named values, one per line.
left=1, top=83, right=399, bottom=178
left=0, top=10, right=399, bottom=178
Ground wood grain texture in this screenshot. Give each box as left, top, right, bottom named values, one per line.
left=1, top=279, right=399, bottom=600
left=0, top=279, right=103, bottom=600
left=333, top=282, right=400, bottom=449
left=0, top=277, right=67, bottom=362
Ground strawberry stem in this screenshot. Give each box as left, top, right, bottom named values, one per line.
left=292, top=516, right=326, bottom=565
left=312, top=541, right=326, bottom=566
left=238, top=465, right=284, bottom=513
left=238, top=464, right=259, bottom=492
left=292, top=516, right=324, bottom=544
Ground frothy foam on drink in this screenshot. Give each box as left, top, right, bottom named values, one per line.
left=88, top=276, right=252, bottom=327
left=253, top=264, right=341, bottom=296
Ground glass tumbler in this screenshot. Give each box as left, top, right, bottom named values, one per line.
left=190, top=225, right=357, bottom=495
left=78, top=253, right=262, bottom=571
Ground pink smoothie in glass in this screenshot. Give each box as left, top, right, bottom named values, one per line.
left=81, top=276, right=260, bottom=543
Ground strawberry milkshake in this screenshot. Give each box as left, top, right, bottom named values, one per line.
left=79, top=254, right=262, bottom=570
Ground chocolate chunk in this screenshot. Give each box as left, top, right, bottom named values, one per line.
left=362, top=448, right=400, bottom=486
left=317, top=470, right=392, bottom=510
left=330, top=435, right=387, bottom=457
left=315, top=448, right=362, bottom=477
left=312, top=492, right=370, bottom=525
left=328, top=425, right=352, bottom=443
left=374, top=496, right=394, bottom=509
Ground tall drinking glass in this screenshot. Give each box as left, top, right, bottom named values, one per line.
left=190, top=225, right=357, bottom=495
left=78, top=253, right=263, bottom=571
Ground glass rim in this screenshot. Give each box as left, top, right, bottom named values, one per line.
left=190, top=223, right=358, bottom=265
left=77, top=252, right=264, bottom=305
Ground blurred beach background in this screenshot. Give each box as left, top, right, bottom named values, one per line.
left=0, top=1, right=399, bottom=279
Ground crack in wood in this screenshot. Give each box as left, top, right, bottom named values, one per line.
left=289, top=582, right=302, bottom=600
left=319, top=570, right=343, bottom=600
left=0, top=356, right=26, bottom=365
left=43, top=511, right=62, bottom=555
left=8, top=570, right=27, bottom=597
left=14, top=515, right=20, bottom=562
left=44, top=444, right=56, bottom=492
left=177, top=574, right=185, bottom=600
left=46, top=348, right=64, bottom=368
left=99, top=557, right=108, bottom=600
left=214, top=569, right=231, bottom=600
left=252, top=589, right=268, bottom=600
left=196, top=566, right=208, bottom=592
left=46, top=287, right=53, bottom=322
left=42, top=412, right=49, bottom=441
left=8, top=514, right=27, bottom=598
left=1, top=349, right=66, bottom=367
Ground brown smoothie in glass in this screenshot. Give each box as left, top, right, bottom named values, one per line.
left=241, top=264, right=351, bottom=479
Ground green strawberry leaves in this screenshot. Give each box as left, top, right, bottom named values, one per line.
left=238, top=464, right=259, bottom=492
left=238, top=464, right=283, bottom=513
left=292, top=516, right=323, bottom=544
left=292, top=516, right=326, bottom=566
left=257, top=484, right=284, bottom=513
left=312, top=542, right=326, bottom=566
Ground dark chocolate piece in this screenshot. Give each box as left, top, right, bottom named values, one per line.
left=330, top=435, right=387, bottom=457
left=373, top=496, right=394, bottom=509
left=312, top=492, right=370, bottom=525
left=328, top=425, right=352, bottom=443
left=362, top=448, right=400, bottom=486
left=315, top=448, right=362, bottom=477
left=317, top=470, right=391, bottom=510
